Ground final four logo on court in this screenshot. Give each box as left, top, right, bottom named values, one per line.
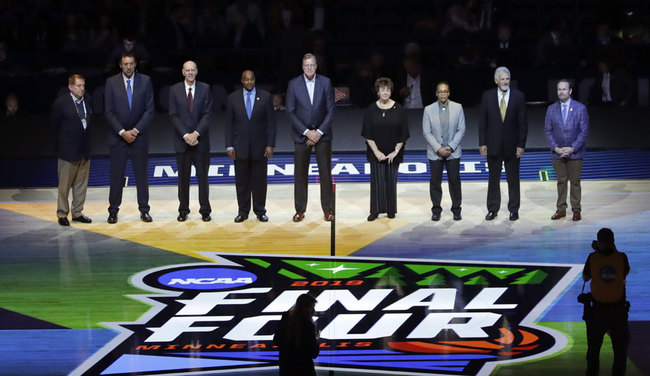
left=71, top=253, right=581, bottom=376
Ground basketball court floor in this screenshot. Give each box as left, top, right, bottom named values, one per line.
left=1, top=179, right=649, bottom=376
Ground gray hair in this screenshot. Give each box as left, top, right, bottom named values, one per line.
left=494, top=66, right=511, bottom=79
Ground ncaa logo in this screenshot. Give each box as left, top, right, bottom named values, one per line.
left=158, top=267, right=257, bottom=290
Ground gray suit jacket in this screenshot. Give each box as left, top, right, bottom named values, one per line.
left=422, top=100, right=466, bottom=160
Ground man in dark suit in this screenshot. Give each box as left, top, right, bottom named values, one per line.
left=225, top=70, right=276, bottom=223
left=479, top=66, right=528, bottom=221
left=544, top=79, right=589, bottom=221
left=104, top=53, right=154, bottom=223
left=51, top=74, right=93, bottom=226
left=169, top=61, right=213, bottom=222
left=286, top=53, right=335, bottom=222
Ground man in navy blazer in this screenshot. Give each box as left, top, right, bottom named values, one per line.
left=286, top=53, right=335, bottom=222
left=104, top=53, right=154, bottom=224
left=545, top=79, right=589, bottom=221
left=225, top=70, right=276, bottom=223
left=50, top=74, right=93, bottom=226
left=479, top=66, right=528, bottom=221
left=169, top=61, right=213, bottom=222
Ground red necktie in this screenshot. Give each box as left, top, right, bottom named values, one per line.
left=188, top=87, right=194, bottom=112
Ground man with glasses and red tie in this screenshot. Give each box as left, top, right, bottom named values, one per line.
left=169, top=61, right=214, bottom=222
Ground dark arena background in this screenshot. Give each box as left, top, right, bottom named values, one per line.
left=1, top=1, right=649, bottom=375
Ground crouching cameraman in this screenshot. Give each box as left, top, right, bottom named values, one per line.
left=581, top=228, right=630, bottom=376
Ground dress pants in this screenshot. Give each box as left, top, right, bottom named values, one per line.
left=585, top=302, right=629, bottom=376
left=552, top=158, right=583, bottom=212
left=369, top=158, right=399, bottom=215
left=429, top=158, right=462, bottom=216
left=108, top=143, right=150, bottom=214
left=486, top=154, right=520, bottom=213
left=234, top=156, right=267, bottom=216
left=294, top=141, right=333, bottom=213
left=57, top=158, right=90, bottom=218
left=176, top=148, right=211, bottom=215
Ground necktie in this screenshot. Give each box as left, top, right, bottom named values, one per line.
left=75, top=99, right=85, bottom=119
left=126, top=79, right=132, bottom=109
left=562, top=103, right=568, bottom=124
left=245, top=91, right=252, bottom=119
left=499, top=92, right=506, bottom=121
left=188, top=87, right=194, bottom=112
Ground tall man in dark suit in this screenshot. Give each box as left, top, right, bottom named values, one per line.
left=544, top=79, right=589, bottom=221
left=169, top=61, right=213, bottom=222
left=225, top=70, right=276, bottom=223
left=479, top=66, right=528, bottom=221
left=51, top=74, right=93, bottom=226
left=104, top=53, right=154, bottom=224
left=286, top=53, right=335, bottom=222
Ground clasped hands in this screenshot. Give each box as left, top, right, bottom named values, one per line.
left=555, top=146, right=575, bottom=157
left=120, top=129, right=139, bottom=143
left=183, top=131, right=200, bottom=147
left=436, top=146, right=453, bottom=158
left=374, top=149, right=399, bottom=163
left=305, top=129, right=322, bottom=146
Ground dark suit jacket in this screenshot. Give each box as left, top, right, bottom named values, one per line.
left=544, top=99, right=589, bottom=160
left=478, top=88, right=528, bottom=157
left=104, top=72, right=154, bottom=147
left=169, top=81, right=213, bottom=153
left=50, top=93, right=93, bottom=162
left=285, top=74, right=335, bottom=143
left=224, top=88, right=276, bottom=160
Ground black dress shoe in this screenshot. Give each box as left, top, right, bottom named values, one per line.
left=256, top=214, right=268, bottom=222
left=453, top=213, right=462, bottom=221
left=72, top=214, right=92, bottom=223
left=177, top=213, right=188, bottom=222
left=485, top=211, right=498, bottom=220
left=367, top=213, right=378, bottom=221
left=107, top=213, right=118, bottom=224
left=387, top=213, right=395, bottom=219
left=234, top=214, right=248, bottom=223
left=140, top=212, right=153, bottom=222
left=202, top=214, right=212, bottom=222
left=58, top=217, right=70, bottom=226
left=431, top=213, right=441, bottom=221
left=509, top=211, right=519, bottom=221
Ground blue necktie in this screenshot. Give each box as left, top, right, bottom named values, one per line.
left=562, top=103, right=567, bottom=124
left=126, top=79, right=133, bottom=109
left=245, top=91, right=252, bottom=119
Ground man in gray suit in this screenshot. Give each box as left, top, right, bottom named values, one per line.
left=286, top=53, right=335, bottom=222
left=169, top=61, right=213, bottom=222
left=104, top=53, right=154, bottom=224
left=423, top=82, right=466, bottom=221
left=225, top=70, right=276, bottom=223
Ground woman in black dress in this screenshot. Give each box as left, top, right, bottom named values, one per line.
left=273, top=294, right=319, bottom=376
left=362, top=77, right=410, bottom=221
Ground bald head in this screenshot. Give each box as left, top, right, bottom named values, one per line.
left=182, top=61, right=198, bottom=85
left=241, top=70, right=256, bottom=92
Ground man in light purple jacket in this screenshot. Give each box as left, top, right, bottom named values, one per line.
left=544, top=79, right=589, bottom=221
